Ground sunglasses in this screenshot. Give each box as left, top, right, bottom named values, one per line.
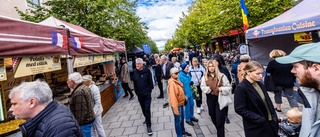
left=174, top=72, right=179, bottom=75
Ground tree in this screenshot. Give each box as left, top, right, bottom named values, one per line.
left=16, top=0, right=159, bottom=53
left=166, top=0, right=297, bottom=51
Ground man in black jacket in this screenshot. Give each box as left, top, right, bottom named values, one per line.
left=133, top=58, right=154, bottom=136
left=8, top=80, right=82, bottom=137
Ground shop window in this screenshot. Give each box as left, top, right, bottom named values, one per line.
left=27, top=0, right=40, bottom=8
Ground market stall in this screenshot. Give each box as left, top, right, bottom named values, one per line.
left=0, top=15, right=125, bottom=135
left=245, top=0, right=320, bottom=65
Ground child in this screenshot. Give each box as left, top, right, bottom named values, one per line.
left=278, top=109, right=302, bottom=137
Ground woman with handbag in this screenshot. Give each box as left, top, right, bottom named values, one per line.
left=266, top=49, right=298, bottom=112
left=234, top=61, right=278, bottom=137
left=200, top=60, right=232, bottom=137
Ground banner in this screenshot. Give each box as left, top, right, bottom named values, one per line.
left=73, top=55, right=94, bottom=68
left=93, top=55, right=106, bottom=64
left=106, top=54, right=115, bottom=61
left=0, top=59, right=6, bottom=81
left=14, top=56, right=61, bottom=78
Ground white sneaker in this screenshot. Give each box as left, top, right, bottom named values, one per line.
left=197, top=108, right=201, bottom=114
left=200, top=105, right=204, bottom=110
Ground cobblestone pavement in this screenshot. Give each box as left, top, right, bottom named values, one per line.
left=102, top=84, right=303, bottom=137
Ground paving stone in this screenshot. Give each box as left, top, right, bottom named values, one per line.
left=200, top=125, right=211, bottom=135
left=130, top=113, right=142, bottom=120
left=108, top=121, right=122, bottom=129
left=128, top=133, right=143, bottom=137
left=151, top=122, right=164, bottom=131
left=164, top=122, right=175, bottom=130
left=109, top=127, right=125, bottom=136
left=121, top=120, right=134, bottom=128
left=226, top=131, right=241, bottom=137
left=156, top=129, right=172, bottom=137
left=117, top=110, right=128, bottom=117
left=225, top=121, right=243, bottom=132
left=107, top=117, right=119, bottom=123
left=123, top=127, right=138, bottom=135
left=136, top=125, right=147, bottom=134
left=152, top=111, right=163, bottom=117
left=127, top=109, right=138, bottom=115
left=157, top=116, right=170, bottom=123
left=133, top=119, right=145, bottom=126
left=118, top=115, right=130, bottom=122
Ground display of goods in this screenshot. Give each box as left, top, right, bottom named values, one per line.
left=0, top=119, right=25, bottom=135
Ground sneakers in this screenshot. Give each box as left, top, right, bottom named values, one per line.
left=225, top=116, right=230, bottom=124
left=190, top=118, right=199, bottom=122
left=147, top=126, right=153, bottom=136
left=183, top=132, right=192, bottom=136
left=197, top=108, right=201, bottom=114
left=143, top=121, right=146, bottom=124
left=186, top=121, right=194, bottom=126
left=163, top=103, right=169, bottom=108
left=157, top=95, right=164, bottom=99
left=275, top=108, right=282, bottom=112
left=129, top=96, right=135, bottom=100
left=200, top=105, right=204, bottom=110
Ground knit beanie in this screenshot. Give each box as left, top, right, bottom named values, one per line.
left=180, top=62, right=189, bottom=70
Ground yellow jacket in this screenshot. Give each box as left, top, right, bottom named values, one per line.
left=168, top=78, right=186, bottom=115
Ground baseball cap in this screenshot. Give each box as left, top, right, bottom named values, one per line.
left=276, top=42, right=320, bottom=64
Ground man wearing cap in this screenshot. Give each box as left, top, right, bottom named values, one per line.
left=120, top=57, right=135, bottom=100
left=276, top=43, right=320, bottom=137
left=82, top=75, right=106, bottom=137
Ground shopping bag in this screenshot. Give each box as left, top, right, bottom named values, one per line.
left=218, top=92, right=232, bottom=110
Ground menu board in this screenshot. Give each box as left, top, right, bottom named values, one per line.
left=14, top=56, right=61, bottom=78
left=0, top=59, right=6, bottom=81
left=93, top=55, right=106, bottom=64
left=106, top=54, right=115, bottom=61
left=73, top=55, right=94, bottom=68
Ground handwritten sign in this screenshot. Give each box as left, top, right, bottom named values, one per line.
left=14, top=56, right=61, bottom=78
left=73, top=55, right=94, bottom=68
left=93, top=55, right=106, bottom=64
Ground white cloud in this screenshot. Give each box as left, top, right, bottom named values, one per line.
left=136, top=0, right=193, bottom=50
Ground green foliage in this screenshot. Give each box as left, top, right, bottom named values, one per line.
left=16, top=0, right=159, bottom=53
left=165, top=0, right=296, bottom=51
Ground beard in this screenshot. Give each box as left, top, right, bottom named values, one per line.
left=298, top=70, right=320, bottom=91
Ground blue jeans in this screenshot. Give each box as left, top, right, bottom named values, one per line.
left=81, top=121, right=94, bottom=137
left=173, top=106, right=186, bottom=137
left=184, top=96, right=195, bottom=122
left=274, top=86, right=298, bottom=108
left=153, top=68, right=157, bottom=85
left=162, top=79, right=169, bottom=103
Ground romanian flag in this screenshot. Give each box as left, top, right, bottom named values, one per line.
left=240, top=0, right=249, bottom=32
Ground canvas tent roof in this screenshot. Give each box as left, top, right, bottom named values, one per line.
left=129, top=46, right=144, bottom=54
left=0, top=15, right=69, bottom=57
left=39, top=16, right=126, bottom=54
left=246, top=0, right=320, bottom=39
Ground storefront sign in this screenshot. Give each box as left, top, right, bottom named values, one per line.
left=73, top=55, right=94, bottom=68
left=14, top=56, right=61, bottom=78
left=106, top=54, right=115, bottom=61
left=93, top=55, right=106, bottom=64
left=0, top=59, right=7, bottom=81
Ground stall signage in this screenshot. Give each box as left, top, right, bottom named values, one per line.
left=106, top=54, right=115, bottom=61
left=73, top=55, right=94, bottom=68
left=14, top=56, right=61, bottom=78
left=0, top=59, right=7, bottom=81
left=94, top=55, right=106, bottom=64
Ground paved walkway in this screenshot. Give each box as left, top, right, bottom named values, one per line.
left=102, top=85, right=302, bottom=137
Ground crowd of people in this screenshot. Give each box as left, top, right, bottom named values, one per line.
left=7, top=43, right=320, bottom=137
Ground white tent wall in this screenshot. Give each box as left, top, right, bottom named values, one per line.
left=248, top=34, right=299, bottom=65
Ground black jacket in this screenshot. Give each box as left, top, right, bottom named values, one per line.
left=234, top=79, right=278, bottom=137
left=266, top=60, right=295, bottom=87
left=20, top=101, right=83, bottom=137
left=161, top=61, right=174, bottom=80
left=155, top=64, right=162, bottom=79
left=133, top=67, right=154, bottom=97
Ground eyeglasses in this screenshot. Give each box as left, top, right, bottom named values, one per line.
left=174, top=72, right=179, bottom=75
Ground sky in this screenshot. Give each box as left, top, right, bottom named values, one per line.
left=135, top=0, right=194, bottom=51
